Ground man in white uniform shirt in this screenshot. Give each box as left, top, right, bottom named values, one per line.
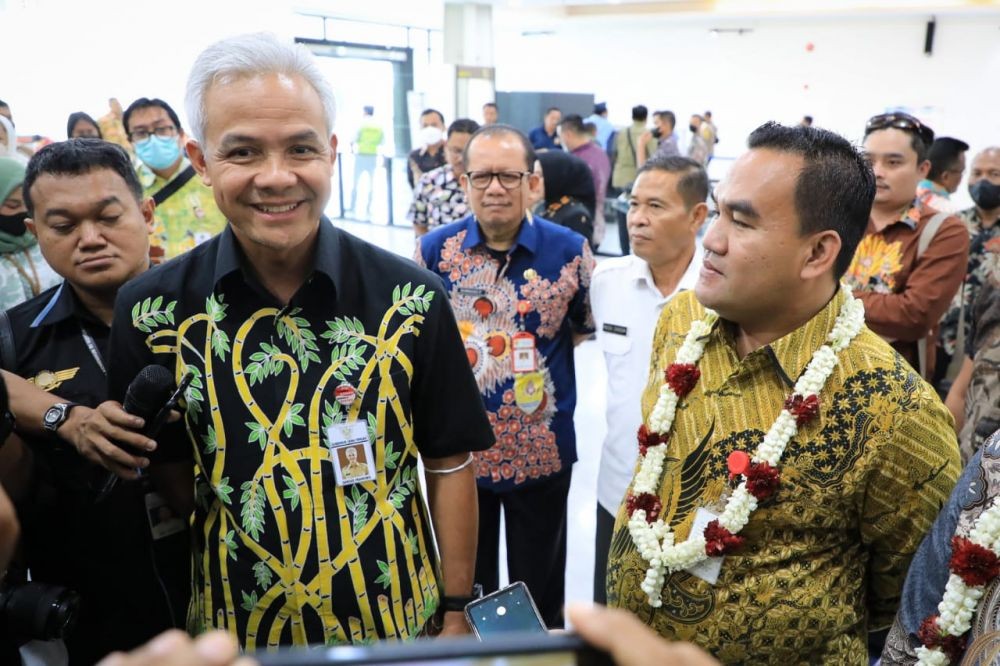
left=590, top=155, right=709, bottom=601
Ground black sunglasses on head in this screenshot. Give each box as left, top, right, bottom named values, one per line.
left=864, top=113, right=935, bottom=147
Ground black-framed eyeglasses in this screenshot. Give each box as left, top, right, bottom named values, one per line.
left=129, top=125, right=178, bottom=143
left=465, top=171, right=530, bottom=190
left=864, top=113, right=935, bottom=147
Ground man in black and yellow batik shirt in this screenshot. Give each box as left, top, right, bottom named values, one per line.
left=606, top=122, right=960, bottom=664
left=106, top=34, right=494, bottom=649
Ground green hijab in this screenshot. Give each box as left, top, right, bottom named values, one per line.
left=0, top=156, right=37, bottom=254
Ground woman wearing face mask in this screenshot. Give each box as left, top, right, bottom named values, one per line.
left=0, top=157, right=61, bottom=310
left=535, top=149, right=597, bottom=249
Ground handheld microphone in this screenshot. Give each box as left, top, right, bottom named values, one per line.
left=123, top=365, right=178, bottom=439
left=97, top=365, right=192, bottom=496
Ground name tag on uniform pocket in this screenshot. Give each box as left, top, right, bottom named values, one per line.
left=327, top=420, right=377, bottom=486
left=145, top=491, right=187, bottom=540
left=602, top=323, right=628, bottom=336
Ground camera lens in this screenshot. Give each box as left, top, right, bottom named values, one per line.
left=0, top=581, right=81, bottom=641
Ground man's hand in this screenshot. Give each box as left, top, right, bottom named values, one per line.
left=567, top=603, right=720, bottom=666
left=639, top=130, right=654, bottom=146
left=438, top=610, right=471, bottom=637
left=61, top=401, right=156, bottom=480
left=97, top=629, right=255, bottom=666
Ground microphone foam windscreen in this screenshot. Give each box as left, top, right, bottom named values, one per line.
left=124, top=365, right=177, bottom=420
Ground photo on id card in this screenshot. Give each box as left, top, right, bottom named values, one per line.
left=328, top=420, right=377, bottom=486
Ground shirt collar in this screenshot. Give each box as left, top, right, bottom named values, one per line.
left=896, top=193, right=940, bottom=229
left=964, top=206, right=985, bottom=230
left=919, top=179, right=951, bottom=199
left=139, top=156, right=192, bottom=190
left=29, top=281, right=104, bottom=329
left=631, top=244, right=702, bottom=297
left=460, top=212, right=539, bottom=255
left=212, top=217, right=342, bottom=292
left=759, top=288, right=847, bottom=388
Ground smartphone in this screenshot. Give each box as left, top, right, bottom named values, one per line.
left=465, top=581, right=547, bottom=639
left=254, top=632, right=613, bottom=666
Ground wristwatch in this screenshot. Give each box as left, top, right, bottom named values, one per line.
left=441, top=583, right=484, bottom=613
left=42, top=402, right=78, bottom=434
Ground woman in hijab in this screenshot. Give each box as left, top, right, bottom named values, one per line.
left=535, top=149, right=597, bottom=248
left=67, top=111, right=103, bottom=139
left=0, top=157, right=61, bottom=310
left=0, top=115, right=17, bottom=157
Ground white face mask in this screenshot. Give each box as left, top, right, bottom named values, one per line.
left=419, top=126, right=444, bottom=146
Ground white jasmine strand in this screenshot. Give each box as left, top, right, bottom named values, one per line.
left=627, top=290, right=866, bottom=607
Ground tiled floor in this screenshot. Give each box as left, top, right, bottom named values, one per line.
left=333, top=217, right=610, bottom=610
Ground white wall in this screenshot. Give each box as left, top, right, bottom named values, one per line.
left=0, top=0, right=446, bottom=142
left=3, top=1, right=1000, bottom=198
left=493, top=7, right=1000, bottom=201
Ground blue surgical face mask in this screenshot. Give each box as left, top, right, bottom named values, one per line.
left=135, top=135, right=181, bottom=170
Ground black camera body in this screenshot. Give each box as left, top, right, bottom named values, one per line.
left=0, top=568, right=81, bottom=644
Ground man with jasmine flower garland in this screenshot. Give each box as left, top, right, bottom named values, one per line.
left=605, top=122, right=960, bottom=664
left=883, top=431, right=1000, bottom=665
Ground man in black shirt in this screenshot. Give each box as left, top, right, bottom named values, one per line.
left=105, top=33, right=494, bottom=648
left=0, top=139, right=186, bottom=663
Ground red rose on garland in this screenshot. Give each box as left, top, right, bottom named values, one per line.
left=637, top=424, right=668, bottom=456
left=703, top=520, right=745, bottom=556
left=666, top=363, right=700, bottom=398
left=784, top=394, right=820, bottom=426
left=949, top=536, right=1000, bottom=587
left=917, top=615, right=967, bottom=663
left=745, top=462, right=781, bottom=501
left=626, top=492, right=663, bottom=523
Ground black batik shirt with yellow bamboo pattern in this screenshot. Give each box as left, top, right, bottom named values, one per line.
left=605, top=289, right=960, bottom=664
left=107, top=221, right=494, bottom=649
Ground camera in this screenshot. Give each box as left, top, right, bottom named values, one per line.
left=0, top=568, right=81, bottom=642
left=651, top=127, right=663, bottom=139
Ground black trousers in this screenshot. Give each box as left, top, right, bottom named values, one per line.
left=475, top=469, right=572, bottom=629
left=593, top=503, right=615, bottom=604
left=615, top=208, right=631, bottom=255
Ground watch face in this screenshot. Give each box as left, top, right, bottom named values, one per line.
left=44, top=405, right=63, bottom=428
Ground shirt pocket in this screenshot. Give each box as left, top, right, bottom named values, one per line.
left=599, top=330, right=632, bottom=356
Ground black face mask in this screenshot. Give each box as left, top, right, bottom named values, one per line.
left=970, top=180, right=1000, bottom=211
left=0, top=212, right=27, bottom=236
left=689, top=124, right=698, bottom=133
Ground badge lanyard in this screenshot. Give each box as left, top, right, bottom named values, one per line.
left=79, top=324, right=107, bottom=376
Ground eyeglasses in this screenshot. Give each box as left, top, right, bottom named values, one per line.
left=864, top=113, right=935, bottom=147
left=129, top=125, right=177, bottom=143
left=465, top=170, right=530, bottom=190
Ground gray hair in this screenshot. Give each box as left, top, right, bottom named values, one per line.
left=185, top=32, right=336, bottom=144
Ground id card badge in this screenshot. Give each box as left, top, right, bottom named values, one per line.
left=685, top=507, right=724, bottom=585
left=514, top=372, right=545, bottom=415
left=145, top=491, right=187, bottom=540
left=511, top=332, right=537, bottom=374
left=327, top=420, right=377, bottom=486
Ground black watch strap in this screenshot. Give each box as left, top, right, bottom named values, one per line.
left=441, top=583, right=483, bottom=612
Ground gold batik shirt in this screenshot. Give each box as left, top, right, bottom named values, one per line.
left=606, top=289, right=960, bottom=664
